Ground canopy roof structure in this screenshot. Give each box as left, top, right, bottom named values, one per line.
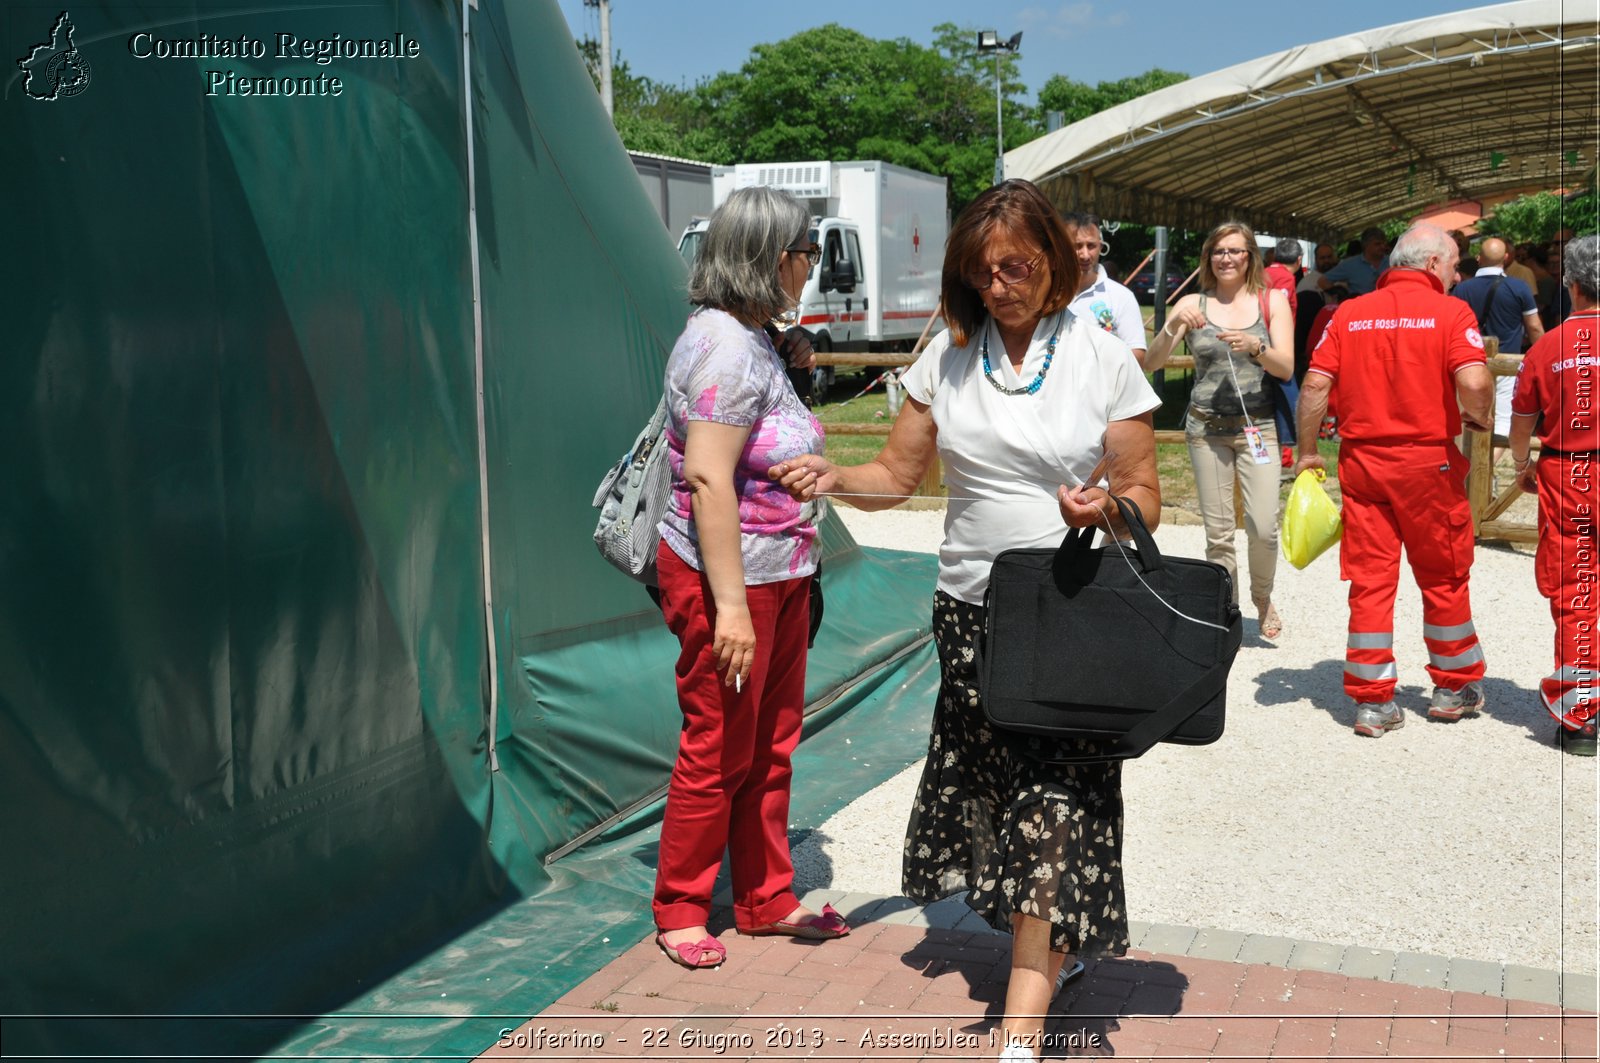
left=1006, top=0, right=1599, bottom=239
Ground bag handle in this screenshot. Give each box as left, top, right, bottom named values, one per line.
left=1052, top=494, right=1161, bottom=587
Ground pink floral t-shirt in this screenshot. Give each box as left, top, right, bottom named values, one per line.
left=658, top=308, right=826, bottom=583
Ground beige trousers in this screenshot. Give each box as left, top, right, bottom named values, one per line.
left=1185, top=419, right=1280, bottom=606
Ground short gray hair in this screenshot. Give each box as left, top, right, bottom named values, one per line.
left=1388, top=223, right=1455, bottom=271
left=1273, top=237, right=1302, bottom=265
left=688, top=186, right=810, bottom=322
left=1565, top=235, right=1600, bottom=301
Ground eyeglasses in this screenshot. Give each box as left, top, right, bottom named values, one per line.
left=786, top=243, right=822, bottom=265
left=1209, top=248, right=1252, bottom=259
left=964, top=255, right=1041, bottom=290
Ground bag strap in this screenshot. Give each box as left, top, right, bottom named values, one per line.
left=1053, top=494, right=1160, bottom=582
left=1115, top=619, right=1242, bottom=754
left=1257, top=289, right=1271, bottom=328
left=1472, top=275, right=1505, bottom=333
left=620, top=396, right=671, bottom=503
left=1042, top=618, right=1243, bottom=765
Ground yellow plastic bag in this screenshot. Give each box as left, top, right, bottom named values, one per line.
left=1281, top=468, right=1342, bottom=569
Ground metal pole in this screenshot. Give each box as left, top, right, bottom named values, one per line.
left=1152, top=226, right=1169, bottom=395
left=598, top=0, right=613, bottom=117
left=461, top=0, right=500, bottom=772
left=993, top=50, right=1004, bottom=184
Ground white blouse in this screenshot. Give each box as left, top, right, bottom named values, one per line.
left=900, top=309, right=1160, bottom=604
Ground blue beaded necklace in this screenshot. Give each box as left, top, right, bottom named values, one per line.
left=980, top=312, right=1062, bottom=395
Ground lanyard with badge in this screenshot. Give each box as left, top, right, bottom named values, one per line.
left=1204, top=295, right=1274, bottom=465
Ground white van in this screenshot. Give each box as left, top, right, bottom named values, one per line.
left=680, top=160, right=948, bottom=364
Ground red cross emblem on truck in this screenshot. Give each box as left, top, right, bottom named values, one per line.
left=913, top=227, right=920, bottom=255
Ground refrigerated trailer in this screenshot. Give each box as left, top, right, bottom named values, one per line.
left=679, top=159, right=948, bottom=354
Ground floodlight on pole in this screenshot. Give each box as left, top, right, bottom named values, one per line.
left=976, top=30, right=1022, bottom=184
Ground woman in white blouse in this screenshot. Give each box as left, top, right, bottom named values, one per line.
left=771, top=180, right=1160, bottom=1062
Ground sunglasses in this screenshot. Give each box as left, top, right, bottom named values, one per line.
left=964, top=255, right=1041, bottom=290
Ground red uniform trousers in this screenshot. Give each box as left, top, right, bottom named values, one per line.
left=653, top=542, right=811, bottom=933
left=1534, top=453, right=1599, bottom=729
left=1338, top=441, right=1486, bottom=703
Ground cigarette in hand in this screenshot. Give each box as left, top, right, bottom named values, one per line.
left=1083, top=449, right=1117, bottom=488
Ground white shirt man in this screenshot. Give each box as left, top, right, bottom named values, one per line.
left=1297, top=243, right=1339, bottom=293
left=1064, top=216, right=1147, bottom=366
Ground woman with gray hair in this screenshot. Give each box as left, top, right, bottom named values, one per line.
left=1507, top=233, right=1600, bottom=756
left=651, top=185, right=846, bottom=969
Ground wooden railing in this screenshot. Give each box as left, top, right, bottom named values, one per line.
left=815, top=344, right=1537, bottom=544
left=1463, top=340, right=1539, bottom=544
left=811, top=352, right=1199, bottom=495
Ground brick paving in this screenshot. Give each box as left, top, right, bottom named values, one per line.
left=480, top=905, right=1597, bottom=1062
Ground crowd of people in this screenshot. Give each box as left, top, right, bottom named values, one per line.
left=643, top=179, right=1594, bottom=1061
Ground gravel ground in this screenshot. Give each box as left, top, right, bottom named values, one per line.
left=794, top=505, right=1598, bottom=974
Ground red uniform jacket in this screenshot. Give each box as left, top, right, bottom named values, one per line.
left=1307, top=269, right=1487, bottom=444
left=1511, top=310, right=1600, bottom=454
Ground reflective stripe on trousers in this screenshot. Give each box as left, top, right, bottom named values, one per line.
left=1345, top=632, right=1397, bottom=692
left=1542, top=666, right=1598, bottom=728
left=1534, top=458, right=1598, bottom=729
left=1424, top=620, right=1486, bottom=673
left=1338, top=441, right=1482, bottom=702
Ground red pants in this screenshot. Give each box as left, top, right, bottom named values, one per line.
left=1338, top=442, right=1485, bottom=702
left=1534, top=454, right=1599, bottom=728
left=653, top=542, right=811, bottom=933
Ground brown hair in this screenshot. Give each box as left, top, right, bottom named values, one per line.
left=1197, top=220, right=1266, bottom=294
left=941, top=180, right=1079, bottom=347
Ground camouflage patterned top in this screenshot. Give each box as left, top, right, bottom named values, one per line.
left=1185, top=293, right=1274, bottom=420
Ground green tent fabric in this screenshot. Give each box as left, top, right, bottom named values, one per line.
left=1, top=1, right=939, bottom=1057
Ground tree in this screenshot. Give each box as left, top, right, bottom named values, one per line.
left=572, top=26, right=1196, bottom=218
left=1562, top=168, right=1599, bottom=238
left=1032, top=68, right=1196, bottom=275
left=1478, top=191, right=1568, bottom=244
left=576, top=38, right=731, bottom=161
left=679, top=24, right=1025, bottom=212
left=1037, top=69, right=1189, bottom=128
left=927, top=23, right=1033, bottom=208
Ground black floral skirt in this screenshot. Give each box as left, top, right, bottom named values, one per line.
left=901, top=591, right=1129, bottom=957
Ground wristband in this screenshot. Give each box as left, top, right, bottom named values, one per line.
left=1513, top=455, right=1532, bottom=469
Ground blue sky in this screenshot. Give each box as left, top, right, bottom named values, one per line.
left=555, top=0, right=1477, bottom=102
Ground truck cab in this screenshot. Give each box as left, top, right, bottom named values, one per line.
left=677, top=217, right=708, bottom=265
left=677, top=215, right=863, bottom=390
left=803, top=218, right=867, bottom=351
left=677, top=218, right=864, bottom=345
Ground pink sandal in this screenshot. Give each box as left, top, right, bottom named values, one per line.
left=742, top=903, right=851, bottom=940
left=655, top=932, right=726, bottom=969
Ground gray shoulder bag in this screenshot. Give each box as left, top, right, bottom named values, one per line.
left=592, top=396, right=672, bottom=586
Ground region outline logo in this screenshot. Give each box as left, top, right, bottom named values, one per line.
left=17, top=11, right=92, bottom=101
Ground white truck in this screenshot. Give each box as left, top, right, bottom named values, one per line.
left=678, top=160, right=948, bottom=366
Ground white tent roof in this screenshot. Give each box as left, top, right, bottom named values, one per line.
left=1006, top=0, right=1599, bottom=237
